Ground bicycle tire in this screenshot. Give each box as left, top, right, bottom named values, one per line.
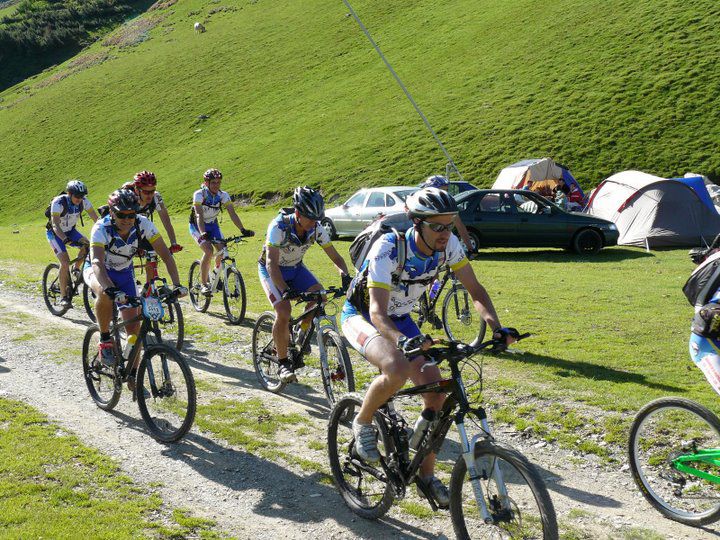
left=82, top=282, right=97, bottom=322
left=449, top=440, right=558, bottom=539
left=81, top=324, right=121, bottom=410
left=319, top=328, right=355, bottom=408
left=136, top=343, right=196, bottom=443
left=158, top=300, right=185, bottom=351
left=327, top=393, right=395, bottom=519
left=442, top=283, right=486, bottom=345
left=188, top=260, right=210, bottom=312
left=42, top=263, right=70, bottom=316
left=628, top=397, right=720, bottom=526
left=222, top=266, right=246, bottom=324
left=251, top=311, right=286, bottom=393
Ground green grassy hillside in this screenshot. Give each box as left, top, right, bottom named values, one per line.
left=1, top=0, right=719, bottom=224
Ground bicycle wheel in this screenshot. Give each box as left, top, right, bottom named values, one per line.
left=320, top=328, right=355, bottom=407
left=42, top=263, right=70, bottom=316
left=158, top=300, right=185, bottom=351
left=328, top=393, right=395, bottom=519
left=442, top=283, right=486, bottom=345
left=188, top=260, right=210, bottom=312
left=82, top=282, right=97, bottom=322
left=450, top=440, right=558, bottom=539
left=222, top=266, right=246, bottom=324
left=81, top=325, right=121, bottom=410
left=628, top=397, right=720, bottom=525
left=251, top=312, right=286, bottom=393
left=136, top=343, right=196, bottom=443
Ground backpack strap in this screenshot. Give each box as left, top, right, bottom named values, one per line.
left=391, top=229, right=406, bottom=286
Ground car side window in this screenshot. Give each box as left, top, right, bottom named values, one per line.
left=385, top=194, right=396, bottom=206
left=447, top=184, right=459, bottom=196
left=345, top=192, right=366, bottom=208
left=367, top=192, right=386, bottom=208
left=513, top=193, right=546, bottom=214
left=477, top=194, right=501, bottom=213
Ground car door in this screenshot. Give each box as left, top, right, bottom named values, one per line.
left=333, top=191, right=367, bottom=236
left=511, top=192, right=567, bottom=246
left=469, top=192, right=519, bottom=246
left=353, top=190, right=389, bottom=233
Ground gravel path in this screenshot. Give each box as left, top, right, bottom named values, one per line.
left=0, top=285, right=715, bottom=539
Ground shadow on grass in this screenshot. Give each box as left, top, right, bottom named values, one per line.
left=471, top=247, right=654, bottom=263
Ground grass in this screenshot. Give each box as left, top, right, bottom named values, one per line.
left=1, top=0, right=720, bottom=227
left=0, top=396, right=221, bottom=538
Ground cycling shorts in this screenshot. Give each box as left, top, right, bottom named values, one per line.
left=258, top=263, right=320, bottom=306
left=47, top=228, right=86, bottom=255
left=83, top=261, right=138, bottom=305
left=189, top=219, right=223, bottom=245
left=690, top=332, right=720, bottom=396
left=341, top=300, right=421, bottom=357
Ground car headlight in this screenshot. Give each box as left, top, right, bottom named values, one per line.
left=608, top=223, right=617, bottom=231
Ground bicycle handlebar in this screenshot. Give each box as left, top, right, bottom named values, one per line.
left=404, top=333, right=531, bottom=361
left=293, top=286, right=347, bottom=302
left=124, top=286, right=183, bottom=307
left=210, top=236, right=245, bottom=246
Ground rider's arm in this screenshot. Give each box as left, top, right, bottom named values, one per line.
left=86, top=208, right=99, bottom=223
left=368, top=287, right=405, bottom=344
left=454, top=220, right=474, bottom=252
left=90, top=246, right=116, bottom=292
left=51, top=214, right=68, bottom=242
left=322, top=244, right=350, bottom=276
left=150, top=236, right=182, bottom=286
left=225, top=204, right=249, bottom=234
left=156, top=205, right=178, bottom=245
left=195, top=203, right=207, bottom=235
left=265, top=245, right=289, bottom=294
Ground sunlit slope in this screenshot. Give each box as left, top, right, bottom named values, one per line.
left=1, top=0, right=719, bottom=224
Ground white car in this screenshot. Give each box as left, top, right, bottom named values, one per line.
left=322, top=186, right=418, bottom=238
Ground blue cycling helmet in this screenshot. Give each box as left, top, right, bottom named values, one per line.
left=420, top=175, right=450, bottom=189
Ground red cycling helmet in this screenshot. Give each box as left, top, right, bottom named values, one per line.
left=203, top=168, right=222, bottom=181
left=134, top=170, right=157, bottom=187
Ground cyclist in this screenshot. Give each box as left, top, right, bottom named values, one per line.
left=46, top=180, right=99, bottom=308
left=84, top=189, right=186, bottom=385
left=131, top=170, right=183, bottom=252
left=341, top=187, right=518, bottom=507
left=258, top=186, right=352, bottom=383
left=190, top=168, right=254, bottom=295
left=420, top=174, right=476, bottom=255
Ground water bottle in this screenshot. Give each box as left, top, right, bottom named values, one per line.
left=428, top=279, right=441, bottom=301
left=409, top=408, right=436, bottom=450
left=123, top=334, right=138, bottom=358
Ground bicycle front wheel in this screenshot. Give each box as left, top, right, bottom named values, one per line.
left=442, top=283, right=486, bottom=345
left=628, top=397, right=720, bottom=525
left=158, top=300, right=185, bottom=351
left=449, top=440, right=558, bottom=539
left=82, top=325, right=121, bottom=410
left=223, top=267, right=246, bottom=324
left=251, top=312, right=286, bottom=393
left=188, top=260, right=210, bottom=312
left=42, top=263, right=69, bottom=316
left=82, top=282, right=97, bottom=322
left=136, top=344, right=196, bottom=443
left=320, top=328, right=355, bottom=407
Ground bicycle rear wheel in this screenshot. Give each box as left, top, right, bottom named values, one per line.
left=628, top=397, right=720, bottom=525
left=158, top=300, right=185, bottom=351
left=320, top=328, right=355, bottom=407
left=82, top=325, right=121, bottom=410
left=223, top=267, right=246, bottom=324
left=136, top=343, right=196, bottom=443
left=188, top=260, right=210, bottom=312
left=442, top=283, right=486, bottom=345
left=327, top=394, right=395, bottom=519
left=82, top=282, right=97, bottom=322
left=251, top=312, right=286, bottom=393
left=42, top=263, right=70, bottom=316
left=450, top=440, right=557, bottom=539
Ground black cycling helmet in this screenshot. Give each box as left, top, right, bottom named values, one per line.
left=66, top=180, right=88, bottom=197
left=293, top=186, right=325, bottom=220
left=107, top=188, right=140, bottom=214
left=406, top=187, right=458, bottom=218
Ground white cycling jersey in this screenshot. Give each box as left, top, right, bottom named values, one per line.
left=192, top=187, right=231, bottom=223
left=50, top=194, right=94, bottom=232
left=90, top=215, right=160, bottom=271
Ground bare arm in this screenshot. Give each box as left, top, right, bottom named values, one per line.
left=453, top=262, right=501, bottom=331
left=90, top=246, right=115, bottom=291
left=195, top=204, right=206, bottom=235
left=323, top=244, right=350, bottom=276
left=454, top=221, right=474, bottom=252
left=225, top=204, right=247, bottom=233
left=51, top=215, right=67, bottom=242
left=151, top=236, right=182, bottom=286
left=87, top=208, right=99, bottom=223
left=157, top=206, right=178, bottom=245
left=265, top=246, right=289, bottom=293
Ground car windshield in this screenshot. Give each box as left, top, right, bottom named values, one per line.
left=393, top=189, right=417, bottom=202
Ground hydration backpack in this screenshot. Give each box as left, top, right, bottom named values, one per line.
left=683, top=250, right=720, bottom=307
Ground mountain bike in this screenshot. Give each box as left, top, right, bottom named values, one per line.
left=42, top=254, right=95, bottom=319
left=188, top=236, right=247, bottom=324
left=252, top=286, right=354, bottom=407
left=81, top=286, right=196, bottom=443
left=628, top=396, right=720, bottom=526
left=413, top=264, right=486, bottom=345
left=327, top=335, right=558, bottom=539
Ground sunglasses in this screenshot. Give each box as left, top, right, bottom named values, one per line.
left=115, top=212, right=137, bottom=220
left=422, top=220, right=454, bottom=233
left=140, top=188, right=156, bottom=195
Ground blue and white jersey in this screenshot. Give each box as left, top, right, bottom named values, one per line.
left=192, top=187, right=231, bottom=223
left=259, top=212, right=332, bottom=267
left=50, top=194, right=94, bottom=232
left=90, top=215, right=160, bottom=271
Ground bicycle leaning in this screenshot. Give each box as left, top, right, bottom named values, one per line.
left=327, top=335, right=558, bottom=539
left=81, top=285, right=196, bottom=443
left=42, top=253, right=94, bottom=320
left=188, top=235, right=247, bottom=324
left=252, top=285, right=354, bottom=407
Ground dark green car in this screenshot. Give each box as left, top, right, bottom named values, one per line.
left=456, top=189, right=619, bottom=254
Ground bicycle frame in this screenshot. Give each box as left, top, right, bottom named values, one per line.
left=673, top=449, right=720, bottom=484
left=289, top=290, right=342, bottom=364
left=206, top=242, right=238, bottom=295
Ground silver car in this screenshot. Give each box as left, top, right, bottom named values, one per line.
left=322, top=186, right=418, bottom=238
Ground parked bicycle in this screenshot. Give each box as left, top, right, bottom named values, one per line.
left=252, top=285, right=354, bottom=407
left=81, top=286, right=196, bottom=442
left=42, top=254, right=94, bottom=319
left=327, top=335, right=558, bottom=539
left=413, top=264, right=485, bottom=345
left=188, top=236, right=247, bottom=324
left=628, top=396, right=720, bottom=526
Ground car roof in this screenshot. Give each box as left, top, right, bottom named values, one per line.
left=355, top=186, right=418, bottom=193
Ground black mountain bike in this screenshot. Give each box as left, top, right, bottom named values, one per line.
left=42, top=254, right=94, bottom=319
left=328, top=335, right=558, bottom=539
left=252, top=286, right=354, bottom=407
left=81, top=286, right=196, bottom=442
left=413, top=264, right=486, bottom=346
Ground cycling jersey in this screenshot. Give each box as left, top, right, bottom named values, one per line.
left=192, top=187, right=231, bottom=223
left=344, top=229, right=467, bottom=318
left=258, top=212, right=332, bottom=267
left=138, top=191, right=165, bottom=218
left=90, top=215, right=160, bottom=271
left=49, top=194, right=94, bottom=232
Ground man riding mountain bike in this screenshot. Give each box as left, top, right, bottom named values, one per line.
left=84, top=189, right=186, bottom=388
left=341, top=186, right=518, bottom=507
left=46, top=180, right=99, bottom=308
left=189, top=168, right=254, bottom=295
left=258, top=186, right=352, bottom=384
left=129, top=170, right=183, bottom=254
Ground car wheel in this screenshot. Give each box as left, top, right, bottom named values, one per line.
left=321, top=218, right=337, bottom=240
left=468, top=231, right=480, bottom=252
left=572, top=228, right=602, bottom=255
